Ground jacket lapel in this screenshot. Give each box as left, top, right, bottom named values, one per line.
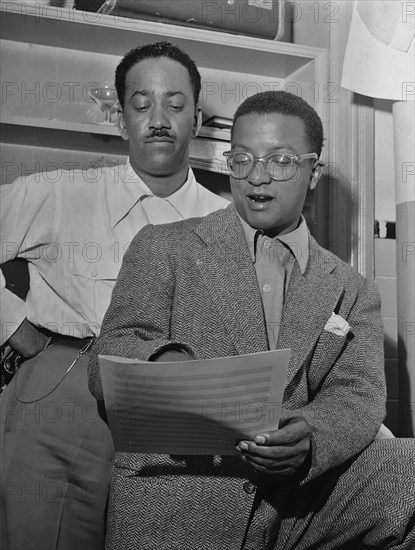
left=194, top=205, right=269, bottom=355
left=193, top=208, right=345, bottom=390
left=277, top=238, right=344, bottom=391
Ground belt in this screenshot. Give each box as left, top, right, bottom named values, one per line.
left=1, top=332, right=94, bottom=395
left=48, top=332, right=94, bottom=351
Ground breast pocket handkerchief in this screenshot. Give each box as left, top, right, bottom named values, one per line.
left=324, top=312, right=350, bottom=337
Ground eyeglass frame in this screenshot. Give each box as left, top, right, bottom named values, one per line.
left=223, top=150, right=320, bottom=181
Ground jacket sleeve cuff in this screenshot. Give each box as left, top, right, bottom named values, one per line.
left=148, top=342, right=196, bottom=361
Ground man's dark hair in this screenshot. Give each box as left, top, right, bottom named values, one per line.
left=115, top=41, right=201, bottom=109
left=233, top=91, right=324, bottom=157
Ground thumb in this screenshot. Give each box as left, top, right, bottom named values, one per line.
left=254, top=433, right=268, bottom=445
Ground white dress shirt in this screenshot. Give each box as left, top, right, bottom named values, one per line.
left=0, top=161, right=228, bottom=343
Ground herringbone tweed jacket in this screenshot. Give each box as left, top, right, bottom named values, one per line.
left=89, top=203, right=386, bottom=550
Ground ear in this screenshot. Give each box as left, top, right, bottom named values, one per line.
left=117, top=110, right=129, bottom=141
left=309, top=162, right=323, bottom=191
left=191, top=106, right=203, bottom=139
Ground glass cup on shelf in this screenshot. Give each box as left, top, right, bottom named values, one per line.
left=87, top=82, right=119, bottom=124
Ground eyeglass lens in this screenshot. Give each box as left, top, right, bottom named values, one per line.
left=228, top=152, right=298, bottom=181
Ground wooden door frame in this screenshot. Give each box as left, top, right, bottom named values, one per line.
left=325, top=1, right=375, bottom=278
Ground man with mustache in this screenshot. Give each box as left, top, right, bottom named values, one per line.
left=0, top=42, right=228, bottom=550
left=89, top=91, right=414, bottom=549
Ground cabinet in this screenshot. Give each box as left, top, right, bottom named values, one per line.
left=0, top=1, right=327, bottom=211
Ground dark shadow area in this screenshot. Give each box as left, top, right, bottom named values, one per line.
left=383, top=332, right=413, bottom=437
left=1, top=258, right=29, bottom=300
left=314, top=164, right=353, bottom=263
left=383, top=333, right=399, bottom=434
left=194, top=168, right=232, bottom=201
left=397, top=333, right=413, bottom=437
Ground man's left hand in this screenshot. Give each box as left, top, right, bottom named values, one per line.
left=236, top=417, right=310, bottom=476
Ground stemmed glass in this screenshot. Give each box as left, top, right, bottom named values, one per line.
left=87, top=82, right=118, bottom=124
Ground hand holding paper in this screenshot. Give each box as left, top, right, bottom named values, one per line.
left=99, top=349, right=290, bottom=455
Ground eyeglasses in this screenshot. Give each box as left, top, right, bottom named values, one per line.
left=223, top=150, right=319, bottom=181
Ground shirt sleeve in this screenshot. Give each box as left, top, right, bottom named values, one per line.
left=0, top=173, right=56, bottom=344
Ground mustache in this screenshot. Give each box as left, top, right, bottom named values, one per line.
left=147, top=129, right=174, bottom=139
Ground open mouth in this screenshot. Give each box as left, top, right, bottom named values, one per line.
left=247, top=194, right=273, bottom=204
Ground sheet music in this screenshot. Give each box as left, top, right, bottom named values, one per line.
left=99, top=349, right=290, bottom=455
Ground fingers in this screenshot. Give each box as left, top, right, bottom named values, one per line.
left=261, top=418, right=310, bottom=446
left=235, top=418, right=311, bottom=476
left=237, top=438, right=309, bottom=465
left=243, top=456, right=299, bottom=476
left=241, top=446, right=304, bottom=474
left=237, top=441, right=309, bottom=475
left=238, top=438, right=307, bottom=458
left=238, top=418, right=310, bottom=455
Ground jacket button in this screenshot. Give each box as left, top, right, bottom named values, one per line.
left=243, top=482, right=256, bottom=494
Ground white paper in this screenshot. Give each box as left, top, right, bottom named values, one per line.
left=99, top=349, right=290, bottom=455
left=357, top=1, right=414, bottom=52
left=341, top=1, right=415, bottom=101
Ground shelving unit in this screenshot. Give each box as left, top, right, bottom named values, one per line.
left=0, top=1, right=327, bottom=184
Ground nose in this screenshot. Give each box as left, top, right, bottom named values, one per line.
left=149, top=104, right=171, bottom=129
left=248, top=160, right=271, bottom=186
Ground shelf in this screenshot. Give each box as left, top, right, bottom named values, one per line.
left=0, top=114, right=231, bottom=141
left=0, top=3, right=323, bottom=78
left=1, top=114, right=120, bottom=136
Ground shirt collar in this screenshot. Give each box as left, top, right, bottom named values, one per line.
left=161, top=167, right=201, bottom=220
left=238, top=214, right=309, bottom=274
left=109, top=159, right=200, bottom=227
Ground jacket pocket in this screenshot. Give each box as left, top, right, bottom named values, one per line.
left=307, top=330, right=348, bottom=395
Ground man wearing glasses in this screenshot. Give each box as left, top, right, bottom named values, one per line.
left=89, top=91, right=415, bottom=549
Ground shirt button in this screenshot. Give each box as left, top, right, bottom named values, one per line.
left=262, top=283, right=271, bottom=293
left=243, top=482, right=256, bottom=495
left=263, top=240, right=271, bottom=248
left=91, top=269, right=98, bottom=278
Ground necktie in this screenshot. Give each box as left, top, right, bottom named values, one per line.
left=256, top=237, right=292, bottom=349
